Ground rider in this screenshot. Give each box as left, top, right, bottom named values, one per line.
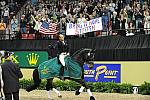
left=57, top=34, right=69, bottom=80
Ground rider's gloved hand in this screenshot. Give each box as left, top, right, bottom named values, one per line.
left=67, top=53, right=70, bottom=55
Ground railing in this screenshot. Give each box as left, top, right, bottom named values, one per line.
left=0, top=28, right=150, bottom=40
left=108, top=28, right=150, bottom=36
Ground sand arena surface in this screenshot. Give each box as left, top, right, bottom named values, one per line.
left=19, top=89, right=150, bottom=100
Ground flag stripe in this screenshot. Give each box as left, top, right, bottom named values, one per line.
left=39, top=22, right=58, bottom=34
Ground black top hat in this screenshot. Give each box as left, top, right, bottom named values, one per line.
left=4, top=51, right=14, bottom=59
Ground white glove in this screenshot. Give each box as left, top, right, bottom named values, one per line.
left=67, top=53, right=70, bottom=55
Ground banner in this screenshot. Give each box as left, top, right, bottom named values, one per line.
left=66, top=17, right=102, bottom=35
left=84, top=64, right=121, bottom=83
left=2, top=51, right=48, bottom=68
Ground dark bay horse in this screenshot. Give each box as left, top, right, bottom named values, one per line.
left=26, top=48, right=96, bottom=100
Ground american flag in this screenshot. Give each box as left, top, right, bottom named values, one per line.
left=39, top=21, right=58, bottom=34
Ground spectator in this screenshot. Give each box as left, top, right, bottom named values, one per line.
left=77, top=13, right=86, bottom=37
left=59, top=17, right=66, bottom=36
left=111, top=11, right=120, bottom=35
left=119, top=9, right=128, bottom=36
left=144, top=8, right=150, bottom=34
left=93, top=5, right=102, bottom=18
left=3, top=6, right=9, bottom=27
left=134, top=3, right=143, bottom=29
left=0, top=18, right=6, bottom=39
left=77, top=13, right=86, bottom=24
left=28, top=16, right=35, bottom=34
left=101, top=4, right=109, bottom=31
left=20, top=15, right=27, bottom=34
left=1, top=51, right=23, bottom=100
left=31, top=0, right=38, bottom=6
left=126, top=21, right=135, bottom=36
left=1, top=0, right=150, bottom=39
left=31, top=15, right=42, bottom=39
left=10, top=15, right=18, bottom=38
left=108, top=0, right=116, bottom=13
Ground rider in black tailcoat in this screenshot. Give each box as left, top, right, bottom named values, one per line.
left=56, top=34, right=69, bottom=80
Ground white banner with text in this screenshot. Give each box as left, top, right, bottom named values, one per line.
left=66, top=17, right=102, bottom=35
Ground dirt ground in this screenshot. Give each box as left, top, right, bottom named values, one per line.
left=19, top=89, right=150, bottom=100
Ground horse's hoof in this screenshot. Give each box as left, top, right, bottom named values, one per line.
left=90, top=96, right=95, bottom=100
left=58, top=95, right=62, bottom=98
left=25, top=85, right=32, bottom=92
left=48, top=98, right=54, bottom=100
left=75, top=89, right=80, bottom=95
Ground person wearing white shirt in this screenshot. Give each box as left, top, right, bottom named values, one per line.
left=3, top=7, right=9, bottom=27
left=31, top=15, right=42, bottom=39
left=11, top=15, right=18, bottom=37
left=77, top=13, right=86, bottom=24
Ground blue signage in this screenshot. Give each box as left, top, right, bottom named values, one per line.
left=84, top=64, right=121, bottom=83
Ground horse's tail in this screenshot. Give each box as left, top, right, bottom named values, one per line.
left=26, top=69, right=41, bottom=92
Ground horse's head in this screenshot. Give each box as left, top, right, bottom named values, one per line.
left=83, top=49, right=95, bottom=69
left=72, top=48, right=95, bottom=69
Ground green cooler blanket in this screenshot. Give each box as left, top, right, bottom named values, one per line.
left=38, top=56, right=82, bottom=79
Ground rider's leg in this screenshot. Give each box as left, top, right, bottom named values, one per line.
left=59, top=54, right=66, bottom=67
left=59, top=54, right=66, bottom=80
left=60, top=65, right=64, bottom=78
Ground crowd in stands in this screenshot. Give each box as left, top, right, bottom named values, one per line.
left=0, top=0, right=150, bottom=40
left=0, top=0, right=28, bottom=39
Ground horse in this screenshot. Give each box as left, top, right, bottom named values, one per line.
left=26, top=48, right=96, bottom=100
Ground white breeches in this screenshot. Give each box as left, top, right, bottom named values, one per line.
left=59, top=53, right=68, bottom=66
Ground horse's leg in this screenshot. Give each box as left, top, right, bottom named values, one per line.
left=52, top=88, right=62, bottom=98
left=46, top=79, right=53, bottom=100
left=26, top=69, right=41, bottom=92
left=72, top=79, right=95, bottom=100
left=46, top=79, right=62, bottom=100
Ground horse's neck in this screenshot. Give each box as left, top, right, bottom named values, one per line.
left=72, top=48, right=91, bottom=66
left=72, top=48, right=88, bottom=58
left=72, top=52, right=85, bottom=67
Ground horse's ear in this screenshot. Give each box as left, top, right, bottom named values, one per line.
left=91, top=49, right=96, bottom=53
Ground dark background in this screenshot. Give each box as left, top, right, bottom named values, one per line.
left=0, top=34, right=150, bottom=61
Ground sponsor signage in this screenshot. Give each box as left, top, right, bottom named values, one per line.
left=66, top=17, right=102, bottom=35
left=2, top=51, right=48, bottom=68
left=84, top=64, right=121, bottom=83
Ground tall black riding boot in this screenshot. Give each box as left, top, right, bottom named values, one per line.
left=60, top=66, right=64, bottom=80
